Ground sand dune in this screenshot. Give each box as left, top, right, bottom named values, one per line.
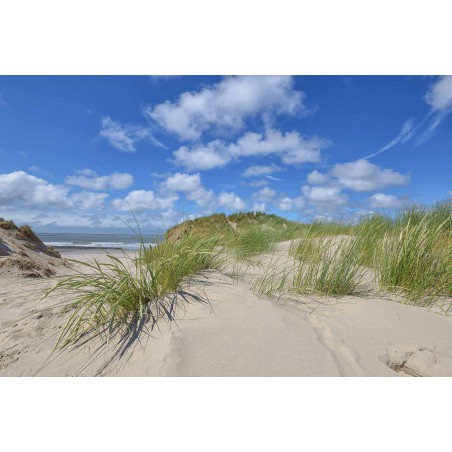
left=1, top=247, right=452, bottom=377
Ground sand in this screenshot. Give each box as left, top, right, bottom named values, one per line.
left=1, top=245, right=452, bottom=377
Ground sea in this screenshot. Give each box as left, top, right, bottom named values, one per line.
left=36, top=233, right=163, bottom=250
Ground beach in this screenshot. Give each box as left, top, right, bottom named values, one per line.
left=1, top=244, right=452, bottom=377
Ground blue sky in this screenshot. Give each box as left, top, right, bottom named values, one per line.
left=0, top=75, right=451, bottom=232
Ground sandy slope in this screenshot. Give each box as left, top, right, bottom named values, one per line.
left=1, top=247, right=452, bottom=377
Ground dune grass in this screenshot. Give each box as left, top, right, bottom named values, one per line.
left=254, top=200, right=451, bottom=304
left=224, top=225, right=277, bottom=261
left=39, top=200, right=452, bottom=351
left=254, top=230, right=368, bottom=299
left=291, top=233, right=368, bottom=297
left=376, top=215, right=451, bottom=305
left=41, top=234, right=226, bottom=350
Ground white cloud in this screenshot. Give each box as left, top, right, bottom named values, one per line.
left=331, top=159, right=409, bottom=192
left=1, top=209, right=179, bottom=231
left=273, top=196, right=305, bottom=212
left=146, top=76, right=305, bottom=140
left=99, top=116, right=162, bottom=152
left=71, top=192, right=109, bottom=210
left=173, top=140, right=231, bottom=171
left=242, top=164, right=284, bottom=177
left=419, top=76, right=452, bottom=137
left=425, top=75, right=452, bottom=112
left=307, top=170, right=330, bottom=185
left=0, top=171, right=72, bottom=208
left=369, top=193, right=404, bottom=208
left=0, top=94, right=6, bottom=107
left=293, top=196, right=306, bottom=209
left=248, top=179, right=269, bottom=187
left=186, top=186, right=217, bottom=213
left=302, top=185, right=348, bottom=207
left=266, top=175, right=284, bottom=182
left=187, top=188, right=246, bottom=213
left=111, top=190, right=178, bottom=212
left=65, top=170, right=134, bottom=191
left=217, top=192, right=246, bottom=211
left=161, top=172, right=201, bottom=193
left=0, top=171, right=111, bottom=212
left=173, top=128, right=326, bottom=171
left=274, top=197, right=294, bottom=211
left=228, top=128, right=325, bottom=165
left=252, top=202, right=266, bottom=212
left=252, top=187, right=276, bottom=202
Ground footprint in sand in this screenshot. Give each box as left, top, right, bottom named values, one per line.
left=383, top=343, right=452, bottom=377
left=308, top=314, right=366, bottom=377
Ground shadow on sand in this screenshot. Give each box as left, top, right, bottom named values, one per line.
left=34, top=280, right=214, bottom=376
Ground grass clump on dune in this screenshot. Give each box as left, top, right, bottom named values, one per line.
left=376, top=215, right=451, bottom=305
left=42, top=234, right=225, bottom=350
left=254, top=230, right=368, bottom=298
left=291, top=233, right=368, bottom=297
left=225, top=225, right=277, bottom=261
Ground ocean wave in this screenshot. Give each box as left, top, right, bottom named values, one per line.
left=44, top=241, right=156, bottom=250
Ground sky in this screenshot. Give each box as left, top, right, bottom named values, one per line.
left=0, top=75, right=451, bottom=233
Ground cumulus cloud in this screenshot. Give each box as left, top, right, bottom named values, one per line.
left=185, top=185, right=245, bottom=214
left=273, top=197, right=294, bottom=211
left=369, top=193, right=404, bottom=208
left=273, top=196, right=305, bottom=212
left=71, top=192, right=109, bottom=210
left=99, top=116, right=162, bottom=152
left=301, top=185, right=348, bottom=207
left=241, top=164, right=284, bottom=177
left=228, top=128, right=325, bottom=165
left=186, top=186, right=217, bottom=211
left=307, top=170, right=330, bottom=185
left=252, top=202, right=266, bottom=212
left=330, top=159, right=409, bottom=192
left=217, top=192, right=246, bottom=211
left=173, top=141, right=231, bottom=171
left=0, top=170, right=113, bottom=212
left=252, top=187, right=276, bottom=202
left=161, top=172, right=201, bottom=193
left=157, top=171, right=248, bottom=214
left=65, top=170, right=134, bottom=191
left=173, top=128, right=327, bottom=171
left=0, top=171, right=72, bottom=208
left=111, top=190, right=179, bottom=212
left=145, top=76, right=306, bottom=140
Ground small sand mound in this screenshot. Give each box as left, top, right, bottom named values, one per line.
left=385, top=343, right=452, bottom=377
left=0, top=218, right=64, bottom=277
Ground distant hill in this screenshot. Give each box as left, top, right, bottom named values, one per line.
left=165, top=212, right=299, bottom=241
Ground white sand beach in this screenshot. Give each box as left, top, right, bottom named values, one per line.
left=1, top=245, right=452, bottom=377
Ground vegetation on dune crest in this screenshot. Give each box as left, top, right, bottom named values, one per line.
left=255, top=229, right=368, bottom=298
left=377, top=215, right=451, bottom=303
left=38, top=200, right=452, bottom=351
left=253, top=201, right=451, bottom=305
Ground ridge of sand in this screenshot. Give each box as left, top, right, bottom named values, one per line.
left=0, top=221, right=64, bottom=278
left=1, top=246, right=452, bottom=377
